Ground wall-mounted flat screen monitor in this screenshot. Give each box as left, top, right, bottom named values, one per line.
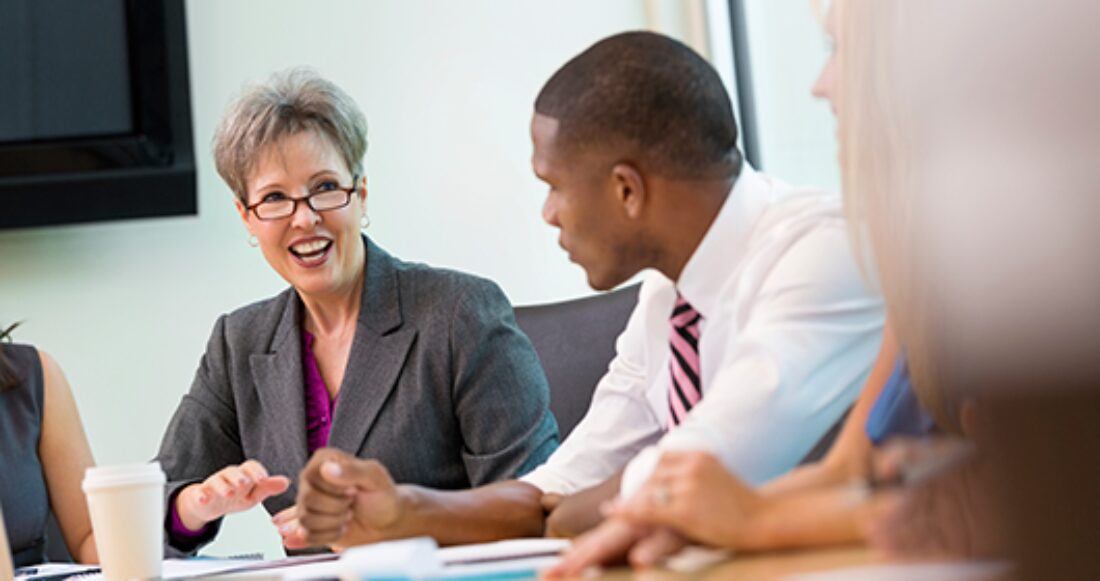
left=0, top=0, right=195, bottom=230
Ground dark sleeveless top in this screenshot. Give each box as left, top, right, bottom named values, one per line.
left=865, top=354, right=937, bottom=445
left=0, top=344, right=50, bottom=567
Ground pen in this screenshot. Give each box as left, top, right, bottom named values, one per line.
left=844, top=440, right=978, bottom=505
left=870, top=440, right=978, bottom=491
left=443, top=548, right=564, bottom=566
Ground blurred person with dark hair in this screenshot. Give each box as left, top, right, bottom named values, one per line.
left=0, top=322, right=98, bottom=566
left=290, top=31, right=883, bottom=550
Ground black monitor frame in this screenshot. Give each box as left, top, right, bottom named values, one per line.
left=727, top=0, right=761, bottom=170
left=0, top=0, right=195, bottom=230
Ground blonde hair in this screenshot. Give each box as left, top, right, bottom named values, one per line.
left=212, top=67, right=368, bottom=201
left=833, top=0, right=958, bottom=432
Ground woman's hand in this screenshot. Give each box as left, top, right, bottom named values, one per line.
left=545, top=518, right=689, bottom=577
left=864, top=437, right=1003, bottom=559
left=272, top=505, right=310, bottom=550
left=176, top=460, right=290, bottom=531
left=546, top=451, right=759, bottom=575
left=613, top=451, right=762, bottom=549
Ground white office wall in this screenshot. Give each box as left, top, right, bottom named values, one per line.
left=742, top=0, right=839, bottom=191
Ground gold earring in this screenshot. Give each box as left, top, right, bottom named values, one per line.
left=248, top=234, right=258, bottom=247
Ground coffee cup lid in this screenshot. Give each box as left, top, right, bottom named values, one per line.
left=82, top=462, right=166, bottom=491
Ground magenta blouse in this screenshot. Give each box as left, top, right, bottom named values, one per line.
left=169, top=326, right=337, bottom=539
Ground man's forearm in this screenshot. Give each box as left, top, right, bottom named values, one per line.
left=397, top=480, right=546, bottom=545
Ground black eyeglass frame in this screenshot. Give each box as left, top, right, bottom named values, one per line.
left=245, top=174, right=359, bottom=221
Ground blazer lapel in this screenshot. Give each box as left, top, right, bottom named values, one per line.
left=328, top=237, right=416, bottom=454
left=250, top=292, right=310, bottom=480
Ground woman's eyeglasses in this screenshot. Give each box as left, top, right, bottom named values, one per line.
left=246, top=175, right=358, bottom=221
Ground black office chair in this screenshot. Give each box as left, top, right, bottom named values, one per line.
left=514, top=284, right=640, bottom=440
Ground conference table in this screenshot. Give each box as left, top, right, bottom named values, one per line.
left=206, top=545, right=883, bottom=579
left=240, top=544, right=887, bottom=580
left=53, top=544, right=1012, bottom=580
left=594, top=547, right=1012, bottom=581
left=594, top=545, right=881, bottom=580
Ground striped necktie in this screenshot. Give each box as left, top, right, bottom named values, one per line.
left=668, top=292, right=703, bottom=428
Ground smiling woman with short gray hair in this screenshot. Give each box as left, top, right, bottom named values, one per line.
left=155, top=68, right=558, bottom=556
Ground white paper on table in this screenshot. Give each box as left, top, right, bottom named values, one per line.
left=337, top=537, right=568, bottom=580
left=13, top=563, right=99, bottom=580
left=663, top=546, right=733, bottom=572
left=230, top=558, right=347, bottom=581
left=72, top=554, right=338, bottom=581
left=72, top=559, right=255, bottom=581
left=63, top=538, right=572, bottom=581
left=180, top=554, right=340, bottom=579
left=435, top=538, right=569, bottom=579
left=785, top=560, right=1013, bottom=581
left=436, top=538, right=569, bottom=567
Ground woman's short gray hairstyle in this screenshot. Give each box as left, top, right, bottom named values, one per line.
left=213, top=67, right=368, bottom=201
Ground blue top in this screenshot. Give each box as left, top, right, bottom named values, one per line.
left=0, top=344, right=50, bottom=567
left=865, top=355, right=936, bottom=445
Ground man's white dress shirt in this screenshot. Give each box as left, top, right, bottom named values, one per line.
left=521, top=165, right=884, bottom=496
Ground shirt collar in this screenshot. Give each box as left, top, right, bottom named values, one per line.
left=674, top=163, right=773, bottom=318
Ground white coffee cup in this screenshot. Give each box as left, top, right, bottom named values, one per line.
left=82, top=463, right=166, bottom=581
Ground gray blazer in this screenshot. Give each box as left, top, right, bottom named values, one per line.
left=157, top=236, right=558, bottom=554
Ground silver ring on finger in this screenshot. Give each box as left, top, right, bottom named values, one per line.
left=652, top=486, right=671, bottom=507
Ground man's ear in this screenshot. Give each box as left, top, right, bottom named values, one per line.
left=611, top=162, right=646, bottom=219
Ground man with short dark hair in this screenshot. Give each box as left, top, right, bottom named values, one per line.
left=288, top=31, right=882, bottom=550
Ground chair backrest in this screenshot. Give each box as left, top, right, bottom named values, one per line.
left=514, top=284, right=640, bottom=440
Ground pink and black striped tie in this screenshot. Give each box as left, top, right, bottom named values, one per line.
left=668, top=292, right=703, bottom=428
